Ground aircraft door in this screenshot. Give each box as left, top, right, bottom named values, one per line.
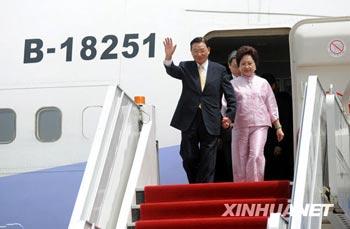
left=289, top=16, right=350, bottom=143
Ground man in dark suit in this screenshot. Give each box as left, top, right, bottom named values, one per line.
left=163, top=37, right=236, bottom=183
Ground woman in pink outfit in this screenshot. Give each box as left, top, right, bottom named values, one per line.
left=223, top=46, right=284, bottom=182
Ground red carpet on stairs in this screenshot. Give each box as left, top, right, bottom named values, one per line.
left=136, top=180, right=291, bottom=229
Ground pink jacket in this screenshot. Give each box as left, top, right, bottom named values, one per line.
left=232, top=75, right=279, bottom=129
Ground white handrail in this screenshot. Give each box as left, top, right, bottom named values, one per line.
left=116, top=105, right=158, bottom=229
left=69, top=85, right=122, bottom=228
left=289, top=75, right=327, bottom=229
left=326, top=93, right=350, bottom=219
left=69, top=86, right=158, bottom=229
left=287, top=76, right=350, bottom=229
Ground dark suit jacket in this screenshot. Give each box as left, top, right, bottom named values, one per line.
left=165, top=60, right=236, bottom=135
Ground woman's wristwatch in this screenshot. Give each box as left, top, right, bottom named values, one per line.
left=275, top=124, right=282, bottom=130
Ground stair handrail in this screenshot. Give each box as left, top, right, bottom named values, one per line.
left=326, top=92, right=350, bottom=219
left=289, top=75, right=328, bottom=229
left=116, top=105, right=159, bottom=229
left=69, top=86, right=158, bottom=229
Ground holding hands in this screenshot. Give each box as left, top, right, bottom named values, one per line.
left=221, top=116, right=232, bottom=129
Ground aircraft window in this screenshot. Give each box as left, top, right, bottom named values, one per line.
left=0, top=109, right=16, bottom=144
left=36, top=107, right=62, bottom=142
left=82, top=106, right=102, bottom=139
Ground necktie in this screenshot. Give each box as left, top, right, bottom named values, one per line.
left=198, top=65, right=206, bottom=91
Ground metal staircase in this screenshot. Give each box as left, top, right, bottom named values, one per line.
left=68, top=77, right=350, bottom=229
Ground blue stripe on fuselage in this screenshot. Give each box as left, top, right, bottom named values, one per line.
left=0, top=163, right=85, bottom=229
left=0, top=145, right=187, bottom=228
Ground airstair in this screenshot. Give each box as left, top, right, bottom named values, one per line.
left=268, top=75, right=350, bottom=229
left=69, top=75, right=350, bottom=229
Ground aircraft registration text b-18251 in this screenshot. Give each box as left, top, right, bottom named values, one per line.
left=23, top=33, right=156, bottom=64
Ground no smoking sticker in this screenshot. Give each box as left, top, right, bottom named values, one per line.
left=328, top=39, right=345, bottom=57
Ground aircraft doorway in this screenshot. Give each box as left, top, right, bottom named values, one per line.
left=206, top=28, right=291, bottom=93
left=205, top=28, right=294, bottom=181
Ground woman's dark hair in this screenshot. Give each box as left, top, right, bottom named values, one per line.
left=190, top=37, right=209, bottom=49
left=236, top=45, right=259, bottom=67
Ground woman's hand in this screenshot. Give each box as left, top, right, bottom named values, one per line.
left=273, top=119, right=284, bottom=142
left=276, top=128, right=284, bottom=142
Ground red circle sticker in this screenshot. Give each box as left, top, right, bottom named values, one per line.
left=328, top=39, right=345, bottom=57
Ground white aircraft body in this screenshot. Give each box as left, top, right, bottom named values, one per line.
left=0, top=0, right=349, bottom=228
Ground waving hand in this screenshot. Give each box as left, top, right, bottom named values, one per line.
left=163, top=37, right=177, bottom=60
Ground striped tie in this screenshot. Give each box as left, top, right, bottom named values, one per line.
left=198, top=65, right=206, bottom=91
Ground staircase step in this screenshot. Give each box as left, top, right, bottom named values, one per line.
left=134, top=180, right=291, bottom=229
left=144, top=180, right=290, bottom=203
left=140, top=197, right=289, bottom=220
left=135, top=216, right=268, bottom=229
left=135, top=188, right=144, bottom=204
left=127, top=222, right=135, bottom=229
left=131, top=205, right=140, bottom=222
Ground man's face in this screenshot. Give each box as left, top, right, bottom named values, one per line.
left=228, top=58, right=240, bottom=77
left=191, top=42, right=210, bottom=65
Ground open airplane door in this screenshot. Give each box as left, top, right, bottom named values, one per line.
left=290, top=16, right=350, bottom=142
left=289, top=17, right=350, bottom=228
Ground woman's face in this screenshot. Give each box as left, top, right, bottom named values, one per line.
left=239, top=54, right=256, bottom=77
